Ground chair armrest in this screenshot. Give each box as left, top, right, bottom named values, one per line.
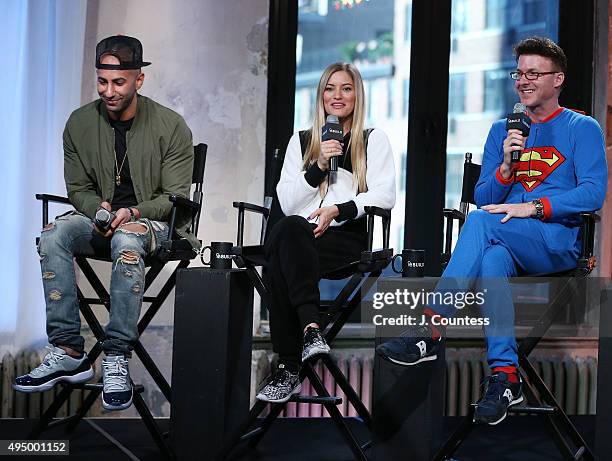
left=358, top=248, right=394, bottom=273
left=363, top=206, right=392, bottom=251
left=166, top=195, right=202, bottom=240
left=36, top=193, right=72, bottom=228
left=361, top=248, right=393, bottom=263
left=232, top=244, right=266, bottom=268
left=364, top=206, right=391, bottom=220
left=443, top=208, right=465, bottom=222
left=233, top=201, right=271, bottom=247
left=35, top=193, right=71, bottom=205
left=233, top=201, right=271, bottom=218
left=579, top=212, right=601, bottom=223
left=441, top=208, right=466, bottom=269
left=577, top=212, right=601, bottom=272
left=169, top=195, right=200, bottom=210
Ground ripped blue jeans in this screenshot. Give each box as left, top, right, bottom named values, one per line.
left=38, top=211, right=170, bottom=356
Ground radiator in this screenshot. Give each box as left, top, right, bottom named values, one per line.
left=0, top=351, right=103, bottom=418
left=444, top=354, right=598, bottom=416
left=281, top=354, right=373, bottom=418
left=2, top=350, right=598, bottom=419
left=252, top=351, right=599, bottom=418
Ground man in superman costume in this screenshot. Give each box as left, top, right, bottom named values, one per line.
left=376, top=36, right=608, bottom=425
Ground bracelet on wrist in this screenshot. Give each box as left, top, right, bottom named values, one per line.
left=532, top=199, right=544, bottom=220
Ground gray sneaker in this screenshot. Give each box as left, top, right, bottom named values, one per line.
left=13, top=346, right=94, bottom=393
left=101, top=355, right=133, bottom=411
left=256, top=364, right=301, bottom=403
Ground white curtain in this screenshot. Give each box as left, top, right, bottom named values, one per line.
left=0, top=0, right=87, bottom=353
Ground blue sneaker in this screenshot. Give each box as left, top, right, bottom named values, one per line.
left=473, top=372, right=523, bottom=425
left=102, top=355, right=133, bottom=411
left=13, top=346, right=94, bottom=392
left=375, top=324, right=442, bottom=366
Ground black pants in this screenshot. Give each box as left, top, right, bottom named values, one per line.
left=264, top=215, right=367, bottom=369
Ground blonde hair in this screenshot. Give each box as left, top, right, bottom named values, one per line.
left=303, top=62, right=367, bottom=193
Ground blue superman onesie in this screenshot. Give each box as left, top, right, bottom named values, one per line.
left=432, top=107, right=608, bottom=368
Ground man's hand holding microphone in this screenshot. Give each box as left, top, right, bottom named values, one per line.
left=482, top=103, right=541, bottom=222
left=94, top=201, right=140, bottom=237
left=500, top=103, right=531, bottom=179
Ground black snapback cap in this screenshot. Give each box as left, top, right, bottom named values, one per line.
left=95, top=35, right=151, bottom=70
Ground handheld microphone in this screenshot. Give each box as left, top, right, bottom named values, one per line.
left=94, top=207, right=116, bottom=231
left=505, top=103, right=531, bottom=163
left=322, top=115, right=343, bottom=172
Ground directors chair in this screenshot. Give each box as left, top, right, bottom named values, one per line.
left=29, top=143, right=208, bottom=460
left=217, top=149, right=393, bottom=461
left=434, top=152, right=599, bottom=461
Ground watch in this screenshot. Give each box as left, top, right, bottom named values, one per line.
left=532, top=199, right=544, bottom=220
left=128, top=207, right=136, bottom=221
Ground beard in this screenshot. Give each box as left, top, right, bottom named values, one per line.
left=102, top=91, right=136, bottom=116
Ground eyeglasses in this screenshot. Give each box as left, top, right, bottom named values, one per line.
left=509, top=70, right=559, bottom=81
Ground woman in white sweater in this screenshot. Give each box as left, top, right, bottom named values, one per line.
left=257, top=62, right=396, bottom=403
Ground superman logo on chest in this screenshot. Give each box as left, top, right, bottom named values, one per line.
left=513, top=147, right=566, bottom=192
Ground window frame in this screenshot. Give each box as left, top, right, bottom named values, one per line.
left=264, top=0, right=606, bottom=278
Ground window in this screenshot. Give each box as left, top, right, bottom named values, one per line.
left=404, top=3, right=412, bottom=42
left=523, top=0, right=546, bottom=24
left=366, top=80, right=373, bottom=123
left=486, top=0, right=508, bottom=30
left=447, top=0, right=559, bottom=209
left=484, top=68, right=516, bottom=113
left=452, top=0, right=469, bottom=34
left=387, top=78, right=394, bottom=118
left=399, top=151, right=407, bottom=192
left=448, top=73, right=466, bottom=114
left=296, top=0, right=409, bottom=254
left=402, top=78, right=409, bottom=117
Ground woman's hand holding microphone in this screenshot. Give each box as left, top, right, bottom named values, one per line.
left=317, top=140, right=343, bottom=170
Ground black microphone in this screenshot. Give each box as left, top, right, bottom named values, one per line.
left=322, top=115, right=343, bottom=172
left=505, top=103, right=531, bottom=163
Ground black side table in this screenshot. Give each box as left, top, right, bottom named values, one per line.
left=596, top=285, right=612, bottom=459
left=371, top=277, right=445, bottom=461
left=170, top=268, right=254, bottom=460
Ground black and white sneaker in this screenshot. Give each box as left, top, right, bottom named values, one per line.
left=302, top=326, right=330, bottom=362
left=473, top=372, right=523, bottom=425
left=375, top=324, right=443, bottom=366
left=101, top=355, right=133, bottom=411
left=256, top=364, right=301, bottom=403
left=13, top=346, right=94, bottom=393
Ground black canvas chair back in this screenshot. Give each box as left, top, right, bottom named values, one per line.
left=460, top=152, right=481, bottom=209
left=190, top=143, right=207, bottom=232
left=263, top=148, right=286, bottom=242
left=30, top=143, right=208, bottom=460
left=434, top=152, right=599, bottom=461
left=441, top=153, right=480, bottom=268
left=220, top=146, right=392, bottom=461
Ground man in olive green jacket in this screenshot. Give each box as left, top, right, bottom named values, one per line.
left=14, top=36, right=196, bottom=411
